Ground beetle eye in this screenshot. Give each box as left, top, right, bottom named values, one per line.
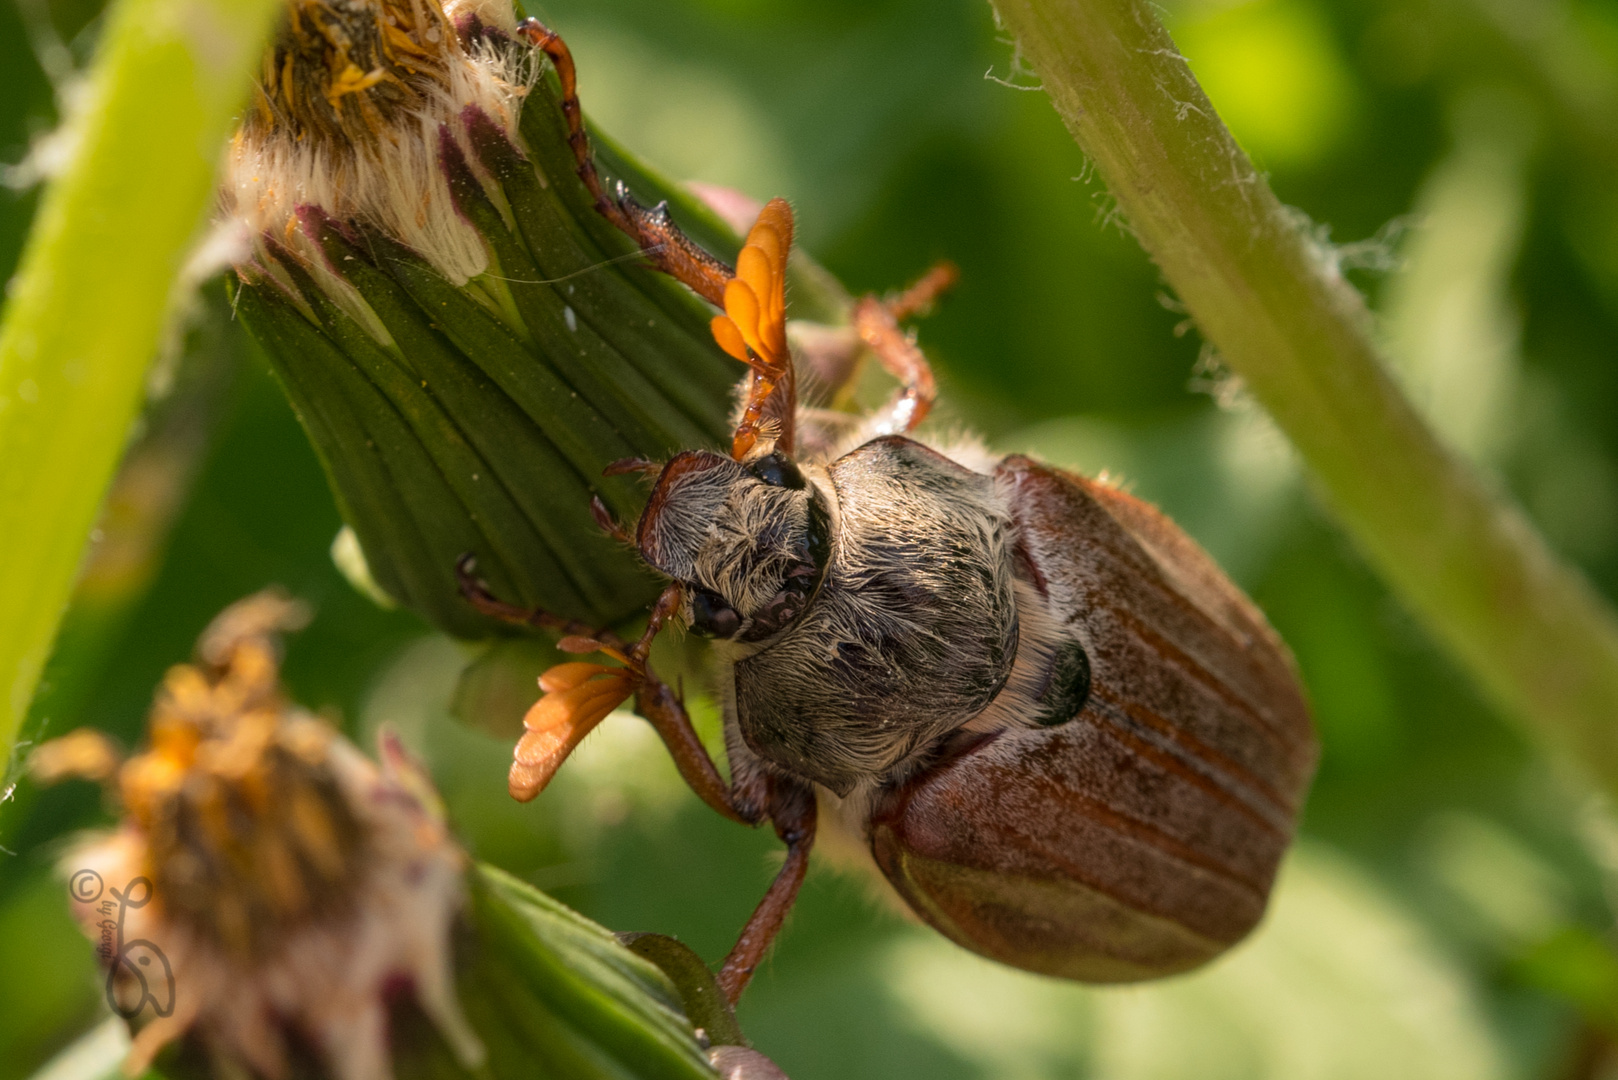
left=747, top=453, right=805, bottom=490
left=689, top=587, right=742, bottom=639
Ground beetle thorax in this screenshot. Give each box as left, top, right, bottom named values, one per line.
left=730, top=437, right=1021, bottom=795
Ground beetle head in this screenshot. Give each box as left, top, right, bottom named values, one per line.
left=637, top=450, right=831, bottom=643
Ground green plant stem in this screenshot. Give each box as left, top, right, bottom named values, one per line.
left=991, top=0, right=1618, bottom=789
left=0, top=0, right=283, bottom=763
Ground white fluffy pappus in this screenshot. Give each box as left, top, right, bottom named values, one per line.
left=222, top=0, right=536, bottom=285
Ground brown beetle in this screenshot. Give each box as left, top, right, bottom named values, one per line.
left=460, top=20, right=1317, bottom=1004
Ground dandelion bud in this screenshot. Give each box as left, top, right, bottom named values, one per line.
left=225, top=0, right=746, bottom=634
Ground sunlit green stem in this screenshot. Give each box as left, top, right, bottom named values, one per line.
left=0, top=0, right=283, bottom=762
left=992, top=0, right=1618, bottom=789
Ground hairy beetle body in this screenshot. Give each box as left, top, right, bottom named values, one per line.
left=676, top=443, right=1314, bottom=981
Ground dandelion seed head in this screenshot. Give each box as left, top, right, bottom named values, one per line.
left=225, top=0, right=535, bottom=284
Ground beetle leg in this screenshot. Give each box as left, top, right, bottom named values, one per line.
left=847, top=260, right=957, bottom=438
left=616, top=192, right=735, bottom=308
left=622, top=585, right=752, bottom=824
left=716, top=775, right=817, bottom=1005
left=515, top=18, right=733, bottom=306
left=459, top=560, right=753, bottom=822
left=587, top=495, right=635, bottom=545
left=852, top=295, right=932, bottom=434
left=602, top=457, right=664, bottom=478
left=456, top=553, right=631, bottom=646
left=885, top=260, right=960, bottom=323
left=634, top=676, right=753, bottom=826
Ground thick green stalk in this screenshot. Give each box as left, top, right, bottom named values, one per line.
left=991, top=0, right=1618, bottom=788
left=0, top=0, right=282, bottom=760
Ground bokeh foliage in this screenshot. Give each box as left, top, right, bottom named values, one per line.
left=4, top=0, right=1618, bottom=1078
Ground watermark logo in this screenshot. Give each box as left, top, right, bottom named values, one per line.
left=69, top=869, right=103, bottom=903
left=72, top=871, right=175, bottom=1019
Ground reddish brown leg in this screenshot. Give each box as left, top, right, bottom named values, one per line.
left=457, top=553, right=622, bottom=643
left=456, top=557, right=745, bottom=823
left=460, top=558, right=817, bottom=1003
left=617, top=193, right=736, bottom=308
left=635, top=677, right=751, bottom=826
left=588, top=495, right=634, bottom=545
left=515, top=18, right=734, bottom=306
left=626, top=585, right=752, bottom=825
left=846, top=260, right=957, bottom=437
left=886, top=260, right=959, bottom=322
left=602, top=457, right=663, bottom=478
left=716, top=777, right=817, bottom=1005
left=852, top=298, right=936, bottom=436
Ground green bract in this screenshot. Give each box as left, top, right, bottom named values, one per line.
left=231, top=65, right=746, bottom=635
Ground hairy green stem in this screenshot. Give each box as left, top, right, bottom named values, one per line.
left=0, top=0, right=283, bottom=762
left=992, top=0, right=1618, bottom=788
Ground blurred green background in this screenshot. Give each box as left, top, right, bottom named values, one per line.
left=5, top=0, right=1618, bottom=1077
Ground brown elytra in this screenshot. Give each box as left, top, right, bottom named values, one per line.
left=870, top=458, right=1316, bottom=980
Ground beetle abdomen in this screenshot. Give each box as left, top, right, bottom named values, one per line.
left=868, top=456, right=1317, bottom=981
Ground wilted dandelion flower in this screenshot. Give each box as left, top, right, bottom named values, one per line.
left=35, top=591, right=482, bottom=1080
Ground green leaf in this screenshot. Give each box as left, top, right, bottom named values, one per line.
left=235, top=274, right=491, bottom=636
left=451, top=118, right=722, bottom=453
left=1513, top=926, right=1618, bottom=1037
left=305, top=219, right=645, bottom=617
left=466, top=110, right=737, bottom=434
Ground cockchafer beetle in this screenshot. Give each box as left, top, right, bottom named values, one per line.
left=458, top=19, right=1318, bottom=1005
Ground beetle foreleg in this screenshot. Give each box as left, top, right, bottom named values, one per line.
left=514, top=20, right=633, bottom=238
left=460, top=563, right=756, bottom=822
left=515, top=19, right=734, bottom=305
left=616, top=191, right=735, bottom=307
left=635, top=678, right=753, bottom=827
left=455, top=553, right=627, bottom=644
left=716, top=777, right=818, bottom=1004
left=626, top=585, right=752, bottom=824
